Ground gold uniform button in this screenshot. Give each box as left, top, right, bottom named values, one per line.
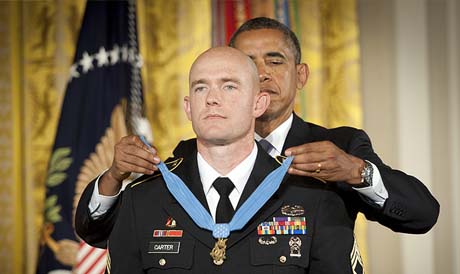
left=159, top=258, right=166, bottom=266
left=279, top=256, right=287, bottom=263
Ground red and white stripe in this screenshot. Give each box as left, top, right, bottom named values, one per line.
left=75, top=241, right=107, bottom=274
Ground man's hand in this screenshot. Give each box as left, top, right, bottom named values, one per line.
left=99, top=135, right=160, bottom=195
left=285, top=141, right=365, bottom=185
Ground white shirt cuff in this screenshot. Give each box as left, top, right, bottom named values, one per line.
left=352, top=162, right=389, bottom=207
left=88, top=170, right=122, bottom=219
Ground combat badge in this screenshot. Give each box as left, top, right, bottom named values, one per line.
left=281, top=205, right=304, bottom=216
left=258, top=236, right=277, bottom=245
left=289, top=236, right=302, bottom=257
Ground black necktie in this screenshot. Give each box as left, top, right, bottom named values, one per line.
left=259, top=139, right=274, bottom=154
left=213, top=177, right=235, bottom=223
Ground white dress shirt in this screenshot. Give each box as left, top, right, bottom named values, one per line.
left=197, top=143, right=258, bottom=221
left=88, top=170, right=124, bottom=219
left=255, top=114, right=292, bottom=158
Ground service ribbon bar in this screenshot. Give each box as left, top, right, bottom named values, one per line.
left=257, top=217, right=307, bottom=235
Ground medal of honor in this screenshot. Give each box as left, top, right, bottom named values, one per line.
left=210, top=238, right=228, bottom=265
left=150, top=135, right=293, bottom=266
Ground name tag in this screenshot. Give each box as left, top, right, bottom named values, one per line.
left=148, top=242, right=181, bottom=254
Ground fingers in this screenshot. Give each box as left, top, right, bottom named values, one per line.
left=285, top=141, right=331, bottom=156
left=111, top=135, right=161, bottom=178
left=114, top=157, right=157, bottom=175
left=285, top=142, right=330, bottom=175
left=289, top=162, right=328, bottom=174
left=289, top=151, right=325, bottom=165
left=124, top=135, right=160, bottom=163
left=117, top=146, right=158, bottom=174
left=285, top=141, right=357, bottom=182
left=287, top=167, right=327, bottom=184
left=288, top=162, right=331, bottom=176
left=288, top=167, right=315, bottom=177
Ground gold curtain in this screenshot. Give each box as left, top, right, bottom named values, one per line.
left=0, top=0, right=364, bottom=272
left=0, top=4, right=23, bottom=274
left=0, top=1, right=85, bottom=273
left=293, top=0, right=362, bottom=129
left=292, top=0, right=368, bottom=269
left=137, top=0, right=211, bottom=158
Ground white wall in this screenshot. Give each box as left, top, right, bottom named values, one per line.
left=358, top=0, right=460, bottom=273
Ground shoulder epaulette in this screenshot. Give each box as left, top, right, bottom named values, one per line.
left=130, top=157, right=184, bottom=188
left=165, top=158, right=183, bottom=171
left=274, top=155, right=287, bottom=165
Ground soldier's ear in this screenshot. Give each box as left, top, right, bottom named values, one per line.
left=183, top=96, right=192, bottom=121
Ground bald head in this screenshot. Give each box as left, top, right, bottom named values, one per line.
left=189, top=46, right=259, bottom=94
left=184, top=46, right=269, bottom=148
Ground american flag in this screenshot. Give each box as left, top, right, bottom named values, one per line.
left=37, top=0, right=146, bottom=273
left=75, top=242, right=107, bottom=274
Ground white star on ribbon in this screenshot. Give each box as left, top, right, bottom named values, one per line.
left=69, top=64, right=80, bottom=80
left=110, top=45, right=120, bottom=65
left=95, top=47, right=109, bottom=67
left=80, top=52, right=94, bottom=73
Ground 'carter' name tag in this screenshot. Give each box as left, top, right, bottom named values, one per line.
left=148, top=242, right=181, bottom=254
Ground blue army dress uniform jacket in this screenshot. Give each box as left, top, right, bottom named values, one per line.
left=106, top=141, right=363, bottom=274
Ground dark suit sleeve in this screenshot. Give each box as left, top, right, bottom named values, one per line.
left=107, top=185, right=144, bottom=274
left=308, top=189, right=361, bottom=274
left=336, top=128, right=440, bottom=234
left=74, top=178, right=121, bottom=248
left=368, top=168, right=439, bottom=233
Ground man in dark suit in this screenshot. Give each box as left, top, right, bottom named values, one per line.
left=227, top=17, right=439, bottom=233
left=105, top=46, right=363, bottom=273
left=75, top=17, right=438, bottom=251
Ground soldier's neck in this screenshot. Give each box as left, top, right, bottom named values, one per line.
left=197, top=136, right=255, bottom=175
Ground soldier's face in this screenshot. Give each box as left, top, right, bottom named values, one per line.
left=184, top=48, right=262, bottom=145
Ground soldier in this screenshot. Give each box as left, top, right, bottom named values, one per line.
left=105, top=46, right=363, bottom=273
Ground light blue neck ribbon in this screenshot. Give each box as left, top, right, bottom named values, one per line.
left=156, top=155, right=293, bottom=239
